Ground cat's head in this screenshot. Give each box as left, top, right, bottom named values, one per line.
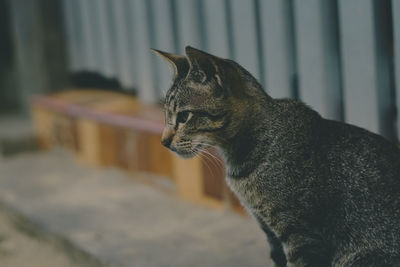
left=153, top=46, right=262, bottom=158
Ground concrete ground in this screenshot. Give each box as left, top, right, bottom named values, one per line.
left=0, top=149, right=272, bottom=267
left=0, top=114, right=37, bottom=158
left=0, top=204, right=99, bottom=267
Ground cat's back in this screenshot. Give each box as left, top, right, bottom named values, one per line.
left=319, top=118, right=400, bottom=186
left=318, top=119, right=400, bottom=261
left=262, top=100, right=400, bottom=262
left=271, top=100, right=400, bottom=258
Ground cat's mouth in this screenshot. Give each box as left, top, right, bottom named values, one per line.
left=171, top=143, right=208, bottom=159
left=169, top=145, right=198, bottom=159
left=172, top=148, right=198, bottom=159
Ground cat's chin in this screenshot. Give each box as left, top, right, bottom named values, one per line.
left=175, top=150, right=197, bottom=159
left=168, top=146, right=197, bottom=158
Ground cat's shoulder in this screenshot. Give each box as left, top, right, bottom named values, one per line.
left=320, top=118, right=400, bottom=154
left=270, top=98, right=322, bottom=128
left=272, top=98, right=319, bottom=115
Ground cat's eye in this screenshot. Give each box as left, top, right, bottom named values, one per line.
left=177, top=111, right=190, bottom=124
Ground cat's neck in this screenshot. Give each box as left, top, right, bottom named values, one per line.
left=219, top=96, right=273, bottom=178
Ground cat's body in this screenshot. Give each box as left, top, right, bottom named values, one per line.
left=225, top=97, right=400, bottom=266
left=154, top=46, right=400, bottom=266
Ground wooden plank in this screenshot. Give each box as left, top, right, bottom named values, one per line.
left=31, top=106, right=53, bottom=149
left=393, top=0, right=400, bottom=140
left=148, top=133, right=174, bottom=179
left=76, top=118, right=102, bottom=165
left=120, top=130, right=173, bottom=178
left=51, top=113, right=76, bottom=150
left=62, top=93, right=136, bottom=165
left=136, top=131, right=152, bottom=172
left=172, top=152, right=224, bottom=209
left=293, top=0, right=342, bottom=120
left=119, top=130, right=140, bottom=171
left=201, top=148, right=225, bottom=201
left=229, top=0, right=260, bottom=80
left=32, top=95, right=164, bottom=135
left=99, top=124, right=119, bottom=166
left=338, top=0, right=379, bottom=133
left=172, top=155, right=204, bottom=201
left=70, top=117, right=79, bottom=152
left=260, top=0, right=295, bottom=99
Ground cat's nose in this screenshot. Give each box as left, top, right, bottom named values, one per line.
left=161, top=136, right=173, bottom=148
left=161, top=128, right=174, bottom=148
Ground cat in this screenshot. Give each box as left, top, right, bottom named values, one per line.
left=153, top=46, right=400, bottom=267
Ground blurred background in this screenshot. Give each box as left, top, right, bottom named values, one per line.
left=2, top=0, right=400, bottom=139
left=0, top=0, right=400, bottom=266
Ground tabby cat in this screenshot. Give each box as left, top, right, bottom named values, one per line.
left=153, top=46, right=400, bottom=267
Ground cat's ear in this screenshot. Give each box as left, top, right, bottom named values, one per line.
left=184, top=46, right=223, bottom=86
left=151, top=49, right=189, bottom=78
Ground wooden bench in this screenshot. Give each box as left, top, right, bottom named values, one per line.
left=31, top=89, right=244, bottom=212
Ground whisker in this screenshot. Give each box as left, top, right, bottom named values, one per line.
left=188, top=141, right=225, bottom=168
left=199, top=152, right=220, bottom=177
left=195, top=147, right=220, bottom=179
left=189, top=146, right=216, bottom=178
left=173, top=140, right=225, bottom=170
left=197, top=152, right=215, bottom=179
left=200, top=149, right=225, bottom=169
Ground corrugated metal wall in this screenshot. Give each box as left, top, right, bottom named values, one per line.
left=62, top=0, right=400, bottom=141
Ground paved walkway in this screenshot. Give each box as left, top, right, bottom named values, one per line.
left=0, top=204, right=99, bottom=267
left=0, top=149, right=271, bottom=267
left=0, top=114, right=36, bottom=158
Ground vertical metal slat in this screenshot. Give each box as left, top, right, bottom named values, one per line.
left=151, top=0, right=177, bottom=98
left=294, top=0, right=342, bottom=120
left=393, top=0, right=400, bottom=140
left=129, top=0, right=157, bottom=103
left=338, top=0, right=389, bottom=136
left=203, top=0, right=230, bottom=58
left=62, top=0, right=80, bottom=71
left=259, top=0, right=295, bottom=98
left=110, top=0, right=134, bottom=88
left=176, top=0, right=206, bottom=52
left=229, top=0, right=260, bottom=81
left=79, top=0, right=97, bottom=71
